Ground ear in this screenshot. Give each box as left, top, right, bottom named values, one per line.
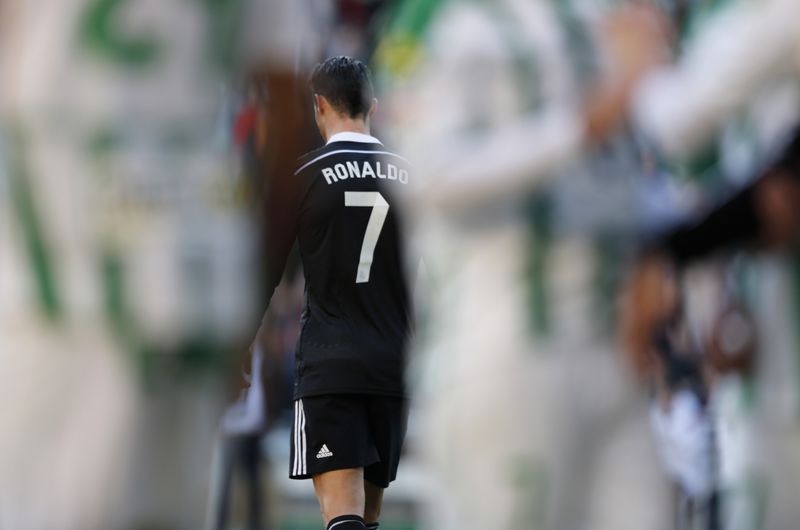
left=314, top=94, right=328, bottom=114
left=368, top=98, right=378, bottom=119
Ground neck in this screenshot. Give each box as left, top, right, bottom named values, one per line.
left=324, top=118, right=370, bottom=142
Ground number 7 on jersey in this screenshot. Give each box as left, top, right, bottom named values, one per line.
left=345, top=191, right=389, bottom=284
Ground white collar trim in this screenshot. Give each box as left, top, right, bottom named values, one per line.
left=326, top=131, right=382, bottom=145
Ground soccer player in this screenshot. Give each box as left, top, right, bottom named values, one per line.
left=258, top=56, right=412, bottom=530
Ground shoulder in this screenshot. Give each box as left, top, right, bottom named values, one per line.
left=295, top=145, right=331, bottom=175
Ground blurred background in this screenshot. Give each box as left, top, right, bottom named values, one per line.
left=1, top=0, right=799, bottom=529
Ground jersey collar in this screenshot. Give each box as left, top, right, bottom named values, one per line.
left=326, top=131, right=382, bottom=145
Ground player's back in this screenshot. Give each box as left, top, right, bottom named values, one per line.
left=292, top=135, right=411, bottom=399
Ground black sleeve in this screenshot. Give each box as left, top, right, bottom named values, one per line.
left=263, top=171, right=303, bottom=308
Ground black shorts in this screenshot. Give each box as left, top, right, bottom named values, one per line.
left=289, top=394, right=408, bottom=488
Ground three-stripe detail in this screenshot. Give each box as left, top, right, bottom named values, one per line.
left=293, top=400, right=307, bottom=476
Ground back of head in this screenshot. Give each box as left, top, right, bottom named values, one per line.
left=310, top=56, right=374, bottom=119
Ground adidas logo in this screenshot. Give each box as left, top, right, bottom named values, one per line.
left=316, top=444, right=334, bottom=459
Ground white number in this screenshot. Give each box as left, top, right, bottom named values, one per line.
left=344, top=191, right=389, bottom=283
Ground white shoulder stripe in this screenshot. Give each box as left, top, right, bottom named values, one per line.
left=294, top=149, right=408, bottom=175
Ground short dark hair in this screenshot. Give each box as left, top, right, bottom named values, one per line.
left=310, top=56, right=374, bottom=119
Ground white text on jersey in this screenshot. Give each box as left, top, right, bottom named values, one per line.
left=322, top=161, right=408, bottom=185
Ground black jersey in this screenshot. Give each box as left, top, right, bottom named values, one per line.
left=264, top=136, right=412, bottom=399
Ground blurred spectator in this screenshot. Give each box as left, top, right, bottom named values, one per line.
left=0, top=1, right=307, bottom=528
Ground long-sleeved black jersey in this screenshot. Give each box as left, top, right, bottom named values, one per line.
left=264, top=134, right=412, bottom=399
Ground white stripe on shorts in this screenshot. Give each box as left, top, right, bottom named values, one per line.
left=299, top=399, right=307, bottom=475
left=293, top=401, right=300, bottom=475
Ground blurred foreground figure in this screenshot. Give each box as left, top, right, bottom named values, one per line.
left=0, top=1, right=263, bottom=528
left=378, top=0, right=800, bottom=527
left=378, top=0, right=673, bottom=529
